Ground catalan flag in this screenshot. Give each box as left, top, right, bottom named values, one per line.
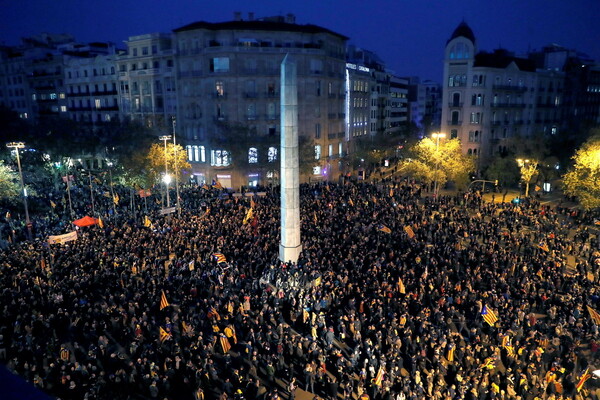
left=208, top=307, right=221, bottom=320
left=182, top=321, right=193, bottom=336
left=348, top=198, right=354, bottom=207
left=188, top=260, right=195, bottom=271
left=397, top=278, right=406, bottom=294
left=60, top=346, right=70, bottom=361
left=159, top=327, right=171, bottom=343
left=213, top=181, right=223, bottom=190
left=213, top=253, right=227, bottom=264
left=481, top=305, right=498, bottom=326
left=144, top=216, right=153, bottom=228
left=480, top=357, right=496, bottom=370
left=404, top=225, right=415, bottom=239
left=505, top=345, right=516, bottom=357
left=538, top=242, right=550, bottom=252
left=378, top=225, right=392, bottom=234
left=446, top=345, right=455, bottom=363
left=113, top=193, right=120, bottom=205
left=243, top=207, right=253, bottom=225
left=587, top=305, right=600, bottom=326
left=576, top=368, right=591, bottom=392
left=219, top=333, right=231, bottom=353
left=160, top=290, right=170, bottom=310
left=373, top=365, right=385, bottom=386
left=201, top=184, right=210, bottom=190
left=313, top=276, right=322, bottom=286
left=98, top=216, right=104, bottom=228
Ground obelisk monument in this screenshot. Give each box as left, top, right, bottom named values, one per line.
left=279, top=54, right=302, bottom=263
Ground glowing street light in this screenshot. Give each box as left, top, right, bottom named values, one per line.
left=6, top=142, right=32, bottom=240
left=159, top=135, right=172, bottom=208
left=431, top=133, right=446, bottom=200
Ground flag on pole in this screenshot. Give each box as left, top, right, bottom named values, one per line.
left=243, top=207, right=253, bottom=225
left=576, top=368, right=591, bottom=392
left=188, top=260, right=195, bottom=271
left=481, top=305, right=498, bottom=326
left=213, top=253, right=227, bottom=264
left=213, top=181, right=223, bottom=190
left=113, top=193, right=120, bottom=205
left=160, top=290, right=170, bottom=310
left=587, top=305, right=600, bottom=325
left=98, top=216, right=104, bottom=228
left=313, top=276, right=322, bottom=286
left=446, top=345, right=455, bottom=363
left=144, top=216, right=153, bottom=228
left=404, top=225, right=415, bottom=239
left=378, top=225, right=392, bottom=234
left=159, top=327, right=171, bottom=343
left=538, top=242, right=550, bottom=252
left=250, top=196, right=256, bottom=209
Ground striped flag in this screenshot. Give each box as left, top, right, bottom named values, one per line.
left=182, top=321, right=193, bottom=336
left=213, top=253, right=227, bottom=264
left=481, top=305, right=498, bottom=326
left=404, top=225, right=415, bottom=239
left=219, top=333, right=231, bottom=353
left=348, top=198, right=354, bottom=207
left=243, top=207, right=253, bottom=225
left=98, top=216, right=104, bottom=228
left=587, top=305, right=600, bottom=325
left=397, top=278, right=406, bottom=294
left=446, top=345, right=455, bottom=363
left=576, top=368, right=591, bottom=392
left=538, top=242, right=550, bottom=252
left=159, top=327, right=171, bottom=343
left=160, top=290, right=170, bottom=310
left=378, top=225, right=392, bottom=234
left=208, top=306, right=221, bottom=320
left=213, top=181, right=223, bottom=190
left=373, top=365, right=384, bottom=386
left=113, top=193, right=120, bottom=205
left=143, top=216, right=153, bottom=228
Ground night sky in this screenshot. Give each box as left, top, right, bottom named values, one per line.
left=2, top=0, right=599, bottom=81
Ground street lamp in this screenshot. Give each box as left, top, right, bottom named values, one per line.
left=159, top=135, right=172, bottom=208
left=516, top=158, right=538, bottom=197
left=431, top=133, right=446, bottom=200
left=6, top=142, right=32, bottom=240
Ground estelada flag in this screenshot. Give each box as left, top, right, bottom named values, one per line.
left=219, top=333, right=231, bottom=353
left=404, top=225, right=415, bottom=239
left=587, top=305, right=600, bottom=325
left=213, top=253, right=227, bottom=264
left=159, top=327, right=171, bottom=343
left=373, top=365, right=384, bottom=386
left=378, top=225, right=392, bottom=234
left=243, top=207, right=253, bottom=225
left=160, top=290, right=170, bottom=310
left=481, top=305, right=498, bottom=326
left=538, top=242, right=550, bottom=252
left=576, top=368, right=591, bottom=392
left=447, top=345, right=455, bottom=363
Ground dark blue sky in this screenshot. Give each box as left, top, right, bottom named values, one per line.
left=2, top=0, right=599, bottom=81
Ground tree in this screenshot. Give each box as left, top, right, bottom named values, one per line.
left=563, top=135, right=600, bottom=210
left=399, top=137, right=474, bottom=190
left=0, top=161, right=21, bottom=202
left=484, top=157, right=520, bottom=188
left=147, top=142, right=192, bottom=185
left=516, top=159, right=538, bottom=197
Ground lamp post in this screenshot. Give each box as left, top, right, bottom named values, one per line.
left=516, top=158, right=537, bottom=197
left=159, top=135, right=172, bottom=208
left=6, top=142, right=32, bottom=240
left=171, top=117, right=181, bottom=216
left=431, top=133, right=446, bottom=200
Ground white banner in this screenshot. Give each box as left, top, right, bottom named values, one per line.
left=47, top=231, right=78, bottom=245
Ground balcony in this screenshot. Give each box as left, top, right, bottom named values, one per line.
left=492, top=84, right=528, bottom=92
left=491, top=102, right=526, bottom=108
left=264, top=91, right=278, bottom=98
left=92, top=90, right=118, bottom=96
left=448, top=102, right=463, bottom=107
left=447, top=120, right=462, bottom=126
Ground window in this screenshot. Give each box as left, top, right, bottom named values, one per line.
left=247, top=103, right=256, bottom=119
left=450, top=129, right=458, bottom=139
left=95, top=99, right=101, bottom=109
left=476, top=94, right=483, bottom=106
left=310, top=59, right=323, bottom=73
left=314, top=145, right=322, bottom=160
left=338, top=142, right=343, bottom=157
left=268, top=147, right=277, bottom=162
left=215, top=81, right=224, bottom=96
left=248, top=147, right=258, bottom=164
left=315, top=123, right=321, bottom=139
left=451, top=111, right=459, bottom=125
left=60, top=105, right=67, bottom=112
left=316, top=81, right=321, bottom=96
left=133, top=48, right=138, bottom=56
left=210, top=57, right=230, bottom=72
left=328, top=144, right=333, bottom=157
left=453, top=93, right=461, bottom=107
left=142, top=47, right=148, bottom=55
left=211, top=150, right=230, bottom=166
left=267, top=103, right=276, bottom=119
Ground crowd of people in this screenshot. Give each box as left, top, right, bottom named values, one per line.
left=1, top=177, right=600, bottom=400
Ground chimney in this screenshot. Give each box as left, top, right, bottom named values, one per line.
left=234, top=11, right=242, bottom=21
left=286, top=13, right=296, bottom=24
left=248, top=12, right=255, bottom=21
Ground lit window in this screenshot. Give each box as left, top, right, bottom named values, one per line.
left=338, top=142, right=343, bottom=157
left=60, top=106, right=67, bottom=112
left=211, top=150, right=230, bottom=166
left=187, top=145, right=193, bottom=161
left=315, top=145, right=321, bottom=160
left=59, top=93, right=66, bottom=99
left=313, top=166, right=321, bottom=175
left=210, top=57, right=230, bottom=72
left=248, top=147, right=258, bottom=164
left=95, top=99, right=101, bottom=109
left=268, top=147, right=277, bottom=162
left=215, top=81, right=224, bottom=96
left=328, top=144, right=333, bottom=156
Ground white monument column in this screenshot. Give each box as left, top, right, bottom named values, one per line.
left=279, top=54, right=302, bottom=263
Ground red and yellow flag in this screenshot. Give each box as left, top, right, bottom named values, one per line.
left=159, top=327, right=171, bottom=343
left=160, top=290, right=170, bottom=310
